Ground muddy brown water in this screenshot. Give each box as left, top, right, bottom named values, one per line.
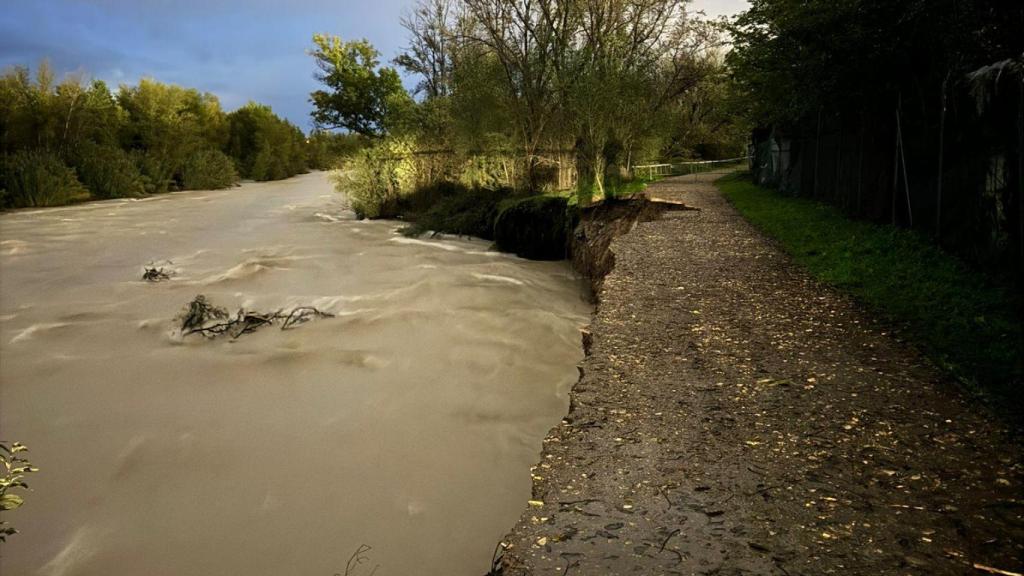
left=0, top=172, right=590, bottom=576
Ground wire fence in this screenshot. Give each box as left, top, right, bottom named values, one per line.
left=631, top=157, right=750, bottom=180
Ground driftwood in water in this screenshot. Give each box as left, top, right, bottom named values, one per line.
left=177, top=295, right=334, bottom=340
left=143, top=267, right=171, bottom=282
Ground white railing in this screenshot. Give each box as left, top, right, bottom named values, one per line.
left=632, top=156, right=750, bottom=180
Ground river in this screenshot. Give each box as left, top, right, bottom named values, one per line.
left=0, top=172, right=590, bottom=576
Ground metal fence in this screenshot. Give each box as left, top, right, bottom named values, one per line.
left=751, top=60, right=1023, bottom=275
left=632, top=157, right=750, bottom=181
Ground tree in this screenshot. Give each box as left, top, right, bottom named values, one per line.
left=309, top=34, right=412, bottom=137
left=447, top=0, right=720, bottom=197
left=394, top=0, right=457, bottom=99
left=460, top=0, right=575, bottom=188
left=226, top=102, right=308, bottom=181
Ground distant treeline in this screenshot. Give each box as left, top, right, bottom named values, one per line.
left=0, top=62, right=359, bottom=209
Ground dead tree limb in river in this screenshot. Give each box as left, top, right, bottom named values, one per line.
left=177, top=295, right=334, bottom=340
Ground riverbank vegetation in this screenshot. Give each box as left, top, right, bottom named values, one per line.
left=718, top=172, right=1023, bottom=412
left=0, top=63, right=350, bottom=209
left=313, top=0, right=749, bottom=245
left=1, top=441, right=36, bottom=543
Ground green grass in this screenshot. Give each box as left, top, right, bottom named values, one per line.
left=717, top=172, right=1023, bottom=416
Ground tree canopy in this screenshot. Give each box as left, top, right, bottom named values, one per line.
left=309, top=34, right=412, bottom=137
left=313, top=0, right=742, bottom=203
left=0, top=63, right=328, bottom=208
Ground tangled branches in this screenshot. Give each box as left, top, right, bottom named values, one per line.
left=177, top=295, right=334, bottom=340
left=142, top=267, right=171, bottom=282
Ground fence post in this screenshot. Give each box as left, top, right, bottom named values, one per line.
left=897, top=101, right=913, bottom=227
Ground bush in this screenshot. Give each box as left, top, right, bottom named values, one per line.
left=70, top=142, right=145, bottom=199
left=181, top=149, right=239, bottom=190
left=460, top=154, right=516, bottom=189
left=340, top=138, right=417, bottom=218
left=402, top=182, right=511, bottom=240
left=131, top=150, right=176, bottom=194
left=0, top=150, right=90, bottom=208
left=494, top=195, right=573, bottom=260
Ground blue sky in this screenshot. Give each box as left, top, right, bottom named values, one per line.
left=0, top=0, right=748, bottom=131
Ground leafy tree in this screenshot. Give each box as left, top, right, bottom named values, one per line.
left=394, top=0, right=457, bottom=99
left=117, top=79, right=227, bottom=190
left=309, top=34, right=413, bottom=137
left=727, top=0, right=1023, bottom=127
left=226, top=102, right=308, bottom=181
left=0, top=62, right=312, bottom=206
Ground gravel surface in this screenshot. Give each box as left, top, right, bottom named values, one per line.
left=495, top=170, right=1023, bottom=576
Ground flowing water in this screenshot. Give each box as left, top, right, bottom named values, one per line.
left=0, top=173, right=590, bottom=576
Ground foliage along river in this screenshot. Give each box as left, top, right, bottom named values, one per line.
left=0, top=172, right=590, bottom=576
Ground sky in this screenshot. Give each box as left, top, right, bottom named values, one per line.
left=0, top=0, right=750, bottom=131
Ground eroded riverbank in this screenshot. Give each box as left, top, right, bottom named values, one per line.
left=0, top=172, right=591, bottom=576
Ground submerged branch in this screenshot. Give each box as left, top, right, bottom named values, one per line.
left=177, top=295, right=334, bottom=340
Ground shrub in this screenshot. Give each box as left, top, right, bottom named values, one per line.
left=181, top=149, right=239, bottom=190
left=70, top=142, right=145, bottom=199
left=0, top=150, right=89, bottom=208
left=460, top=154, right=515, bottom=189
left=131, top=150, right=176, bottom=194
left=494, top=195, right=573, bottom=260
left=402, top=182, right=511, bottom=240
left=340, top=138, right=417, bottom=218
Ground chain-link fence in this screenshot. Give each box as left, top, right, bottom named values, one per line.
left=751, top=59, right=1023, bottom=275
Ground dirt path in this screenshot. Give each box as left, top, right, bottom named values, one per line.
left=496, top=170, right=1023, bottom=575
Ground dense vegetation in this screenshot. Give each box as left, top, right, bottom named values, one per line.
left=0, top=63, right=344, bottom=209
left=718, top=172, right=1023, bottom=412
left=313, top=0, right=749, bottom=228
left=729, top=0, right=1023, bottom=274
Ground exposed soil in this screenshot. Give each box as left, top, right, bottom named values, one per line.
left=571, top=196, right=696, bottom=296
left=494, top=170, right=1024, bottom=575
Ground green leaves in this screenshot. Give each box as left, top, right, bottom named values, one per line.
left=0, top=441, right=37, bottom=544
left=309, top=34, right=413, bottom=138
left=0, top=495, right=24, bottom=511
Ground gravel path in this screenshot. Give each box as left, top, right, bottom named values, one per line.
left=496, top=170, right=1023, bottom=576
